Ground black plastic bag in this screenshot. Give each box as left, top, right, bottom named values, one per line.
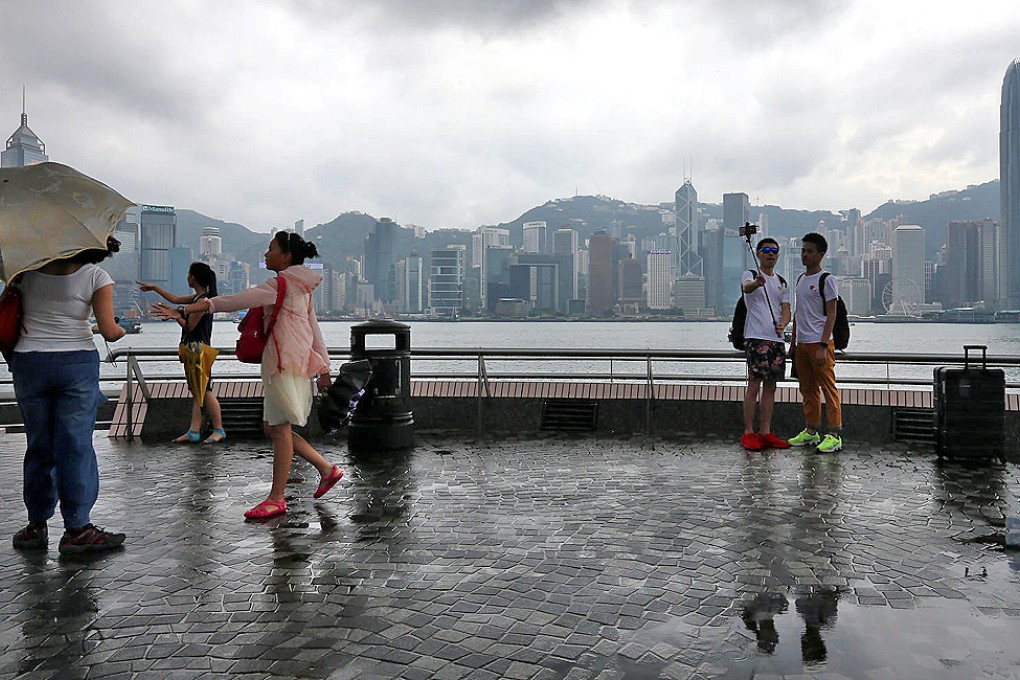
left=317, top=359, right=373, bottom=435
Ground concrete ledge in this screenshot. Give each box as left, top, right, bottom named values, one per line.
left=108, top=379, right=1020, bottom=452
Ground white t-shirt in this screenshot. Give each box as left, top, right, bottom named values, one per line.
left=741, top=270, right=790, bottom=341
left=794, top=271, right=839, bottom=343
left=14, top=264, right=114, bottom=353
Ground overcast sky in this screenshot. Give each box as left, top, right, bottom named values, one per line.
left=2, top=0, right=1018, bottom=232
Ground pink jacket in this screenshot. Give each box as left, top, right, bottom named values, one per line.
left=207, top=265, right=329, bottom=379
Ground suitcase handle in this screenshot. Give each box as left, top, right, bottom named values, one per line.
left=963, top=345, right=987, bottom=369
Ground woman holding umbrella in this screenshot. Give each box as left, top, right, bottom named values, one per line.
left=141, top=262, right=226, bottom=444
left=9, top=237, right=128, bottom=554
left=180, top=232, right=343, bottom=520
left=2, top=162, right=134, bottom=554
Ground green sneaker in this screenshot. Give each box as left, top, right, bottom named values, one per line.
left=788, top=429, right=821, bottom=447
left=816, top=434, right=843, bottom=453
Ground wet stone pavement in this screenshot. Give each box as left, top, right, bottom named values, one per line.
left=1, top=433, right=1020, bottom=680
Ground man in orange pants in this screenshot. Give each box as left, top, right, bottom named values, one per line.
left=787, top=232, right=843, bottom=453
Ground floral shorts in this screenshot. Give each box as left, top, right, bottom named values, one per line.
left=744, top=338, right=786, bottom=382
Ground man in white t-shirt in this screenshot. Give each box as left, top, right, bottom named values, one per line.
left=788, top=232, right=843, bottom=453
left=740, top=237, right=792, bottom=451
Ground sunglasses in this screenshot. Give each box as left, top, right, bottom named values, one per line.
left=757, top=246, right=779, bottom=254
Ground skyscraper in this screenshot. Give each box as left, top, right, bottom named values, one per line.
left=2, top=100, right=48, bottom=167
left=646, top=250, right=673, bottom=310
left=364, top=217, right=398, bottom=303
left=675, top=181, right=702, bottom=277
left=139, top=205, right=176, bottom=292
left=428, top=245, right=465, bottom=317
left=587, top=230, right=615, bottom=316
left=892, top=225, right=925, bottom=312
left=720, top=192, right=752, bottom=314
left=1001, top=59, right=1020, bottom=309
left=523, top=221, right=547, bottom=254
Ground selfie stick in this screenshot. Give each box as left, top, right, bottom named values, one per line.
left=742, top=222, right=778, bottom=329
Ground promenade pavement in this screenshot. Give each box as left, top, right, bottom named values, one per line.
left=1, top=432, right=1019, bottom=680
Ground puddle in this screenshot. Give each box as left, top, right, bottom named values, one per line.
left=724, top=596, right=1020, bottom=679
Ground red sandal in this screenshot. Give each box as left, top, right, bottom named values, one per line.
left=244, top=499, right=287, bottom=520
left=313, top=466, right=344, bottom=499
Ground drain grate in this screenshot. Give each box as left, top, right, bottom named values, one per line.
left=892, top=407, right=934, bottom=445
left=219, top=398, right=264, bottom=437
left=540, top=399, right=598, bottom=432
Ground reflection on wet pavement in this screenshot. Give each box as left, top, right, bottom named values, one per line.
left=0, top=434, right=1019, bottom=679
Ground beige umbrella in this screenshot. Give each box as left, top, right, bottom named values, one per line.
left=0, top=162, right=133, bottom=283
left=178, top=341, right=220, bottom=407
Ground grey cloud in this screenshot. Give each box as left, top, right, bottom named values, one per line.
left=291, top=0, right=599, bottom=36
left=0, top=2, right=215, bottom=126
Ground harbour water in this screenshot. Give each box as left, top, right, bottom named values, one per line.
left=69, top=319, right=1020, bottom=387
left=103, top=318, right=1020, bottom=354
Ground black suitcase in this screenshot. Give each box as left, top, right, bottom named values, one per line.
left=933, top=345, right=1005, bottom=458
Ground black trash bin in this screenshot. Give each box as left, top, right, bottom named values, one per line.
left=347, top=320, right=415, bottom=453
left=933, top=345, right=1004, bottom=459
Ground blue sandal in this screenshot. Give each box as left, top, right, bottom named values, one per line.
left=203, top=429, right=227, bottom=444
left=175, top=429, right=201, bottom=443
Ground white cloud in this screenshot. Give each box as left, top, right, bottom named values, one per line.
left=1, top=0, right=1018, bottom=230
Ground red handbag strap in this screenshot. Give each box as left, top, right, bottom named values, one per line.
left=264, top=276, right=286, bottom=337
left=266, top=276, right=286, bottom=372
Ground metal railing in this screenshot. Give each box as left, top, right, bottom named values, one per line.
left=3, top=347, right=1018, bottom=436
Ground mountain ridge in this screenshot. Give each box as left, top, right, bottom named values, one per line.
left=174, top=180, right=1000, bottom=268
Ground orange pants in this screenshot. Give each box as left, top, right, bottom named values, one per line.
left=794, top=342, right=842, bottom=430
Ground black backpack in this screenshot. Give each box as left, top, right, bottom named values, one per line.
left=728, top=270, right=786, bottom=350
left=797, top=271, right=850, bottom=350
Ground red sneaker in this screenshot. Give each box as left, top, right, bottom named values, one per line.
left=760, top=432, right=791, bottom=449
left=740, top=432, right=764, bottom=451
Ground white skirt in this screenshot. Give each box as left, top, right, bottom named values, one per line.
left=261, top=363, right=313, bottom=426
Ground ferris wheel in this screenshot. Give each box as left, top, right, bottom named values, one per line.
left=881, top=278, right=923, bottom=316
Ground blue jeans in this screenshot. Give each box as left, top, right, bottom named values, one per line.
left=10, top=350, right=105, bottom=530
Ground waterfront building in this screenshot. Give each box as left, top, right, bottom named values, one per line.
left=646, top=250, right=673, bottom=310
left=483, top=245, right=516, bottom=312
left=674, top=180, right=703, bottom=277
left=228, top=261, right=250, bottom=297
left=980, top=219, right=1001, bottom=305
left=523, top=221, right=547, bottom=254
left=474, top=227, right=511, bottom=308
left=1, top=100, right=48, bottom=167
left=395, top=254, right=423, bottom=314
left=720, top=192, right=753, bottom=315
left=618, top=256, right=642, bottom=308
left=673, top=275, right=708, bottom=317
left=200, top=227, right=222, bottom=259
left=1001, top=59, right=1020, bottom=308
left=943, top=221, right=982, bottom=308
left=840, top=277, right=873, bottom=316
left=553, top=228, right=579, bottom=302
left=587, top=230, right=615, bottom=316
left=508, top=258, right=559, bottom=313
left=139, top=205, right=176, bottom=293
left=701, top=224, right=724, bottom=313
left=428, top=245, right=466, bottom=317
left=892, top=225, right=926, bottom=311
left=103, top=215, right=140, bottom=316
left=364, top=217, right=398, bottom=303
left=167, top=247, right=193, bottom=296
left=294, top=219, right=304, bottom=237
left=846, top=208, right=863, bottom=257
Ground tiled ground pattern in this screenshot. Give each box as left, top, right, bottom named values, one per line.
left=1, top=434, right=1019, bottom=679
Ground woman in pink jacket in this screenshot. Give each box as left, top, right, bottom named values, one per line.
left=182, top=232, right=344, bottom=520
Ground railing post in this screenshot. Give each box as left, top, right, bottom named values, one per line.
left=477, top=353, right=488, bottom=438
left=125, top=349, right=134, bottom=442
left=646, top=354, right=654, bottom=436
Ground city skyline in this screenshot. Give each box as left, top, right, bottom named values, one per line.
left=1, top=2, right=1018, bottom=231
